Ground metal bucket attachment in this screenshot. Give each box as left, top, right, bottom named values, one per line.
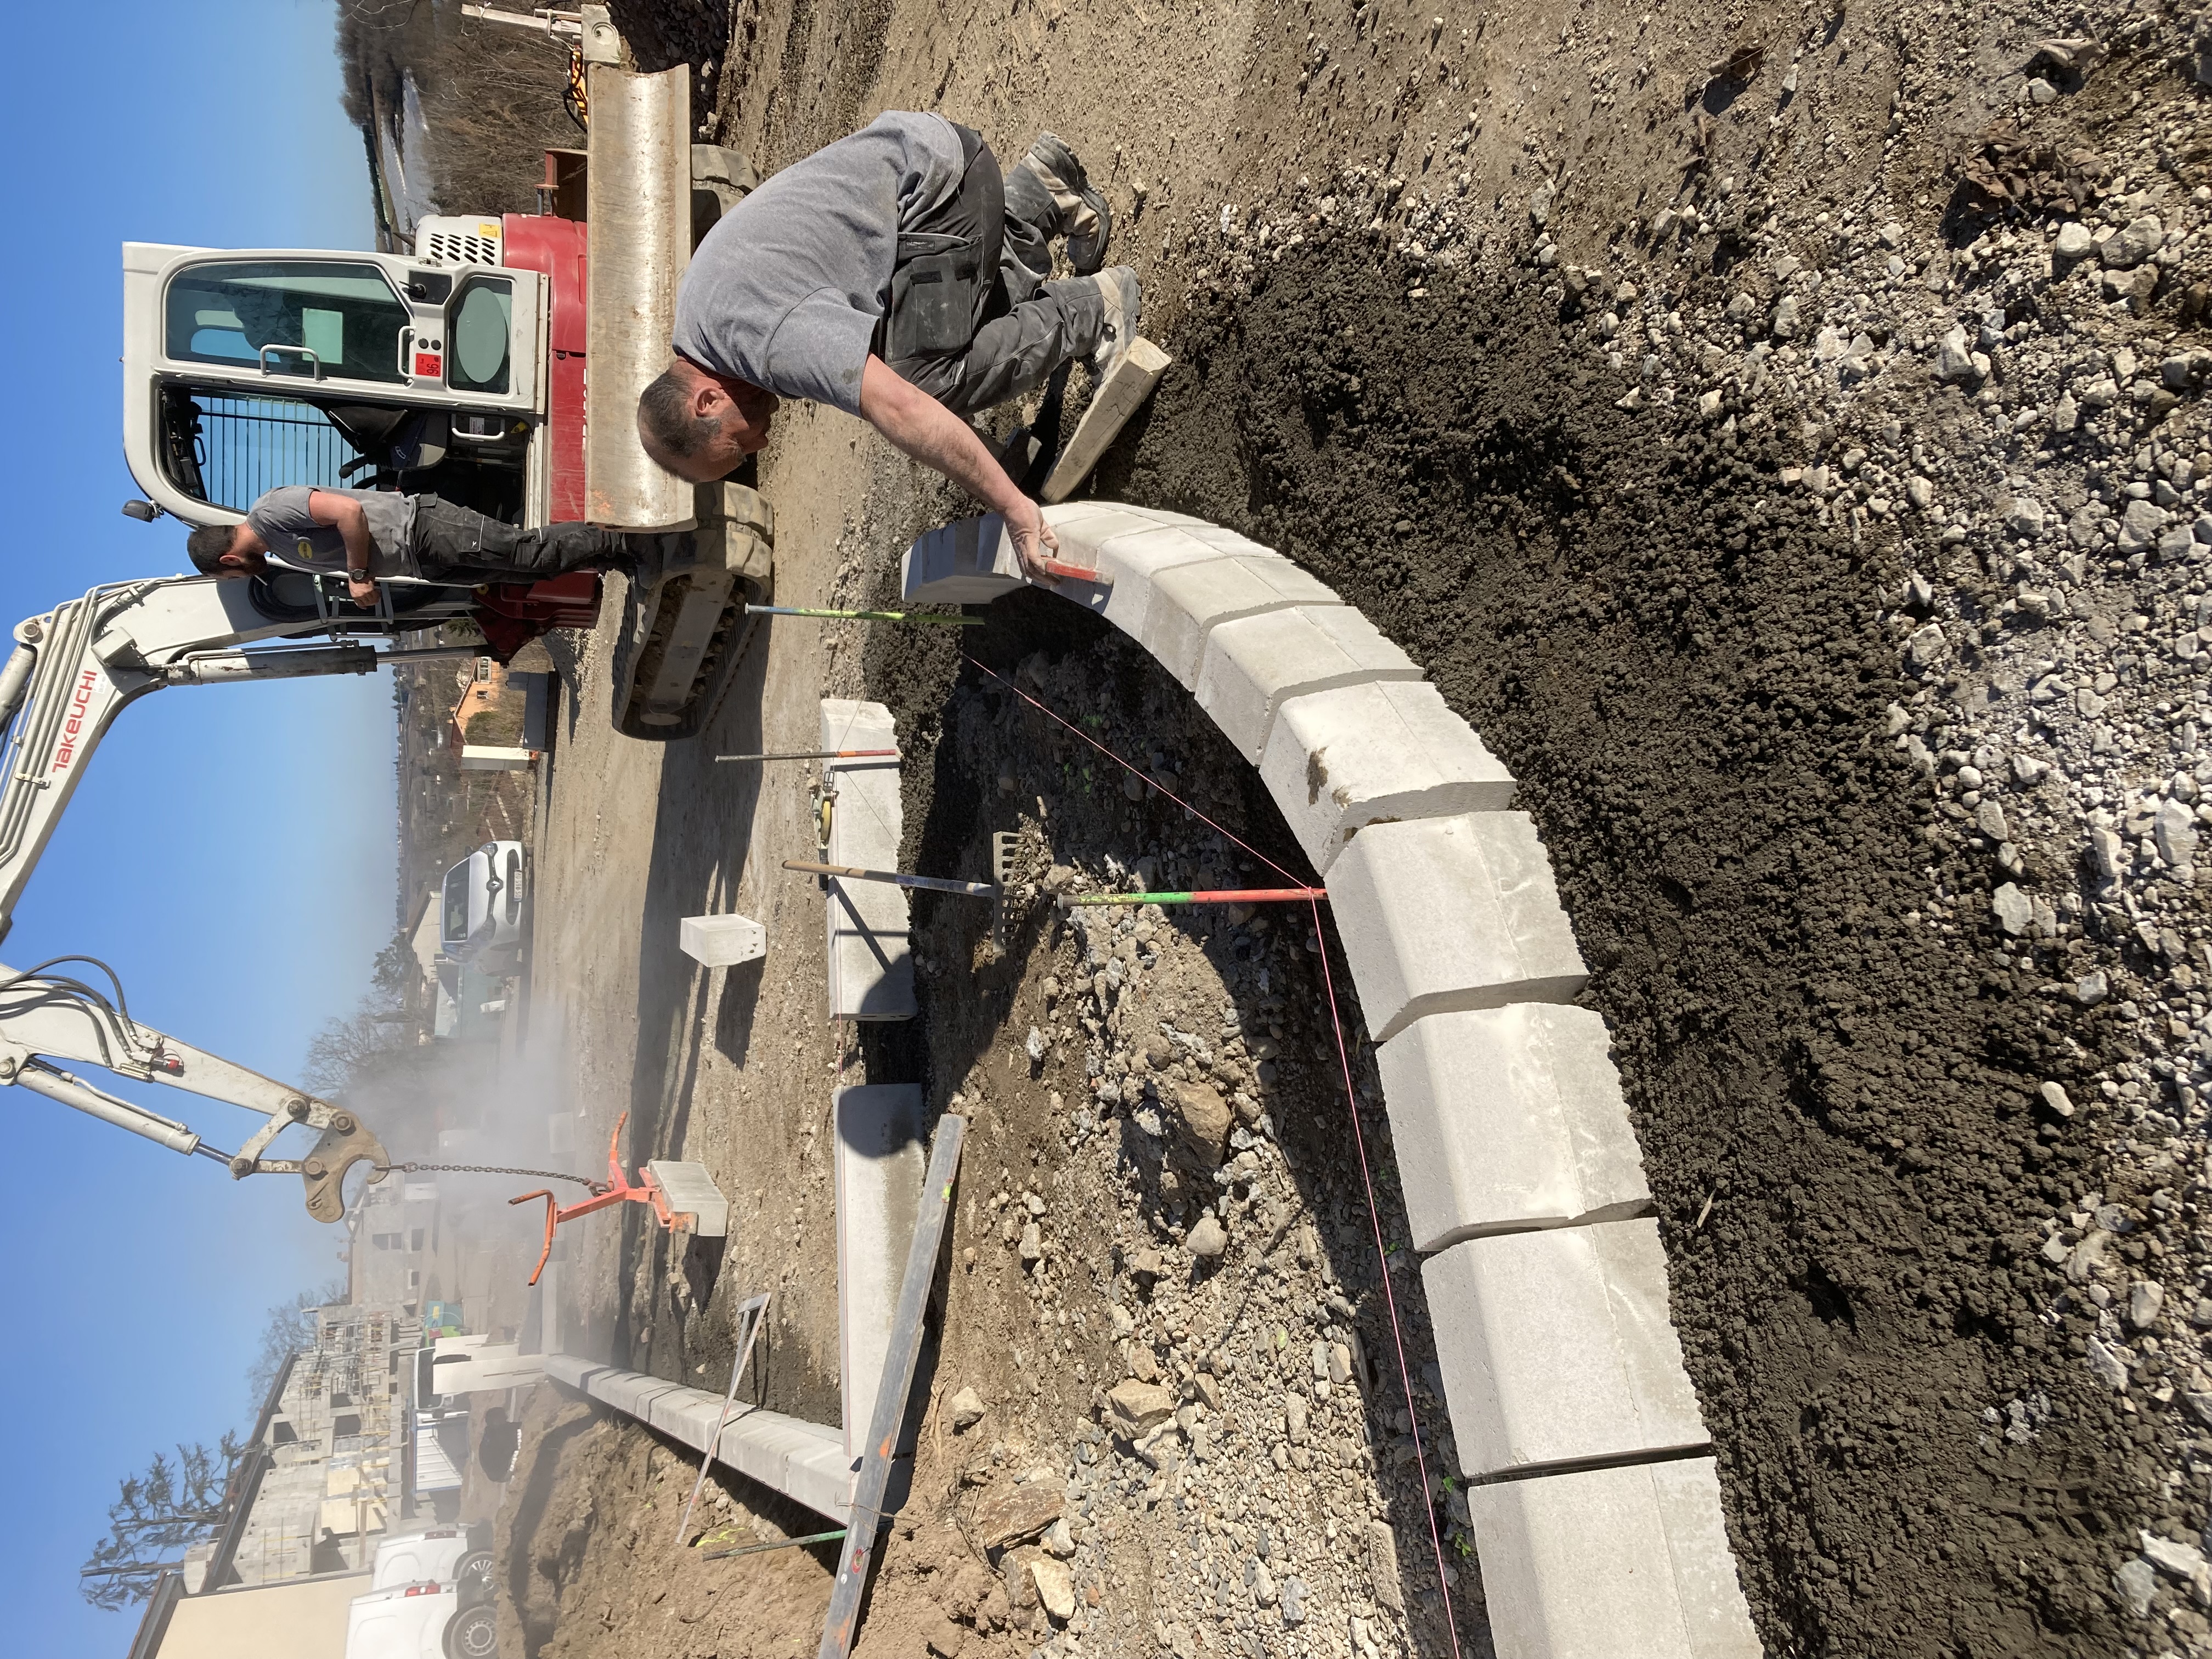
left=585, top=61, right=693, bottom=531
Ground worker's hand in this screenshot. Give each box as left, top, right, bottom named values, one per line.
left=1004, top=498, right=1061, bottom=582
left=347, top=575, right=378, bottom=606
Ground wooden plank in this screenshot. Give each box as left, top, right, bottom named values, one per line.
left=816, top=1114, right=967, bottom=1659
left=1040, top=337, right=1173, bottom=504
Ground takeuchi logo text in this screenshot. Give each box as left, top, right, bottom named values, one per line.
left=50, top=669, right=95, bottom=774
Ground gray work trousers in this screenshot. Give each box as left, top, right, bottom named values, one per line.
left=411, top=496, right=632, bottom=585
left=879, top=128, right=1104, bottom=417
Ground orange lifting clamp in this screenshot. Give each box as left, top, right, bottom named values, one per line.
left=510, top=1111, right=729, bottom=1285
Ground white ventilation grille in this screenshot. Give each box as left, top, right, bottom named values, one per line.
left=411, top=215, right=504, bottom=267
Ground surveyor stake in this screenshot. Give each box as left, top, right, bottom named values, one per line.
left=782, top=858, right=998, bottom=899
left=715, top=748, right=899, bottom=763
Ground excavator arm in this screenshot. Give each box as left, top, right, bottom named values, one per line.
left=0, top=958, right=387, bottom=1220
left=0, top=572, right=473, bottom=1217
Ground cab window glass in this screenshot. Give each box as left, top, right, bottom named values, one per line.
left=448, top=279, right=514, bottom=395
left=157, top=389, right=364, bottom=514
left=165, top=261, right=409, bottom=383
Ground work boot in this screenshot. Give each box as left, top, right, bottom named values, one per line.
left=1010, top=132, right=1111, bottom=275
left=1087, top=266, right=1142, bottom=380
left=612, top=531, right=686, bottom=586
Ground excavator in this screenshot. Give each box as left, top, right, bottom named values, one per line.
left=0, top=8, right=761, bottom=1220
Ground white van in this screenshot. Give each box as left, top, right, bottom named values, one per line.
left=345, top=1581, right=495, bottom=1659
left=370, top=1525, right=492, bottom=1599
left=439, top=840, right=526, bottom=970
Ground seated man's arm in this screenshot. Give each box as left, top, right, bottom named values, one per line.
left=304, top=490, right=378, bottom=603
left=857, top=356, right=1060, bottom=579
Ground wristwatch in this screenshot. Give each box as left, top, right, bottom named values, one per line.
left=349, top=568, right=371, bottom=583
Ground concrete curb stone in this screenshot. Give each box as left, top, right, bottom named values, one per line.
left=1422, top=1218, right=1711, bottom=1479
left=1324, top=810, right=1588, bottom=1042
left=1258, top=678, right=1516, bottom=873
left=1194, top=603, right=1424, bottom=761
left=893, top=505, right=1759, bottom=1656
left=1470, top=1457, right=1763, bottom=1659
left=1378, top=1003, right=1652, bottom=1251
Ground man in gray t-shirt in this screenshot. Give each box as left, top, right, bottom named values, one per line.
left=639, top=113, right=1138, bottom=580
left=185, top=487, right=636, bottom=602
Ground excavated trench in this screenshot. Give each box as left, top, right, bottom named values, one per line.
left=1070, top=238, right=2148, bottom=1657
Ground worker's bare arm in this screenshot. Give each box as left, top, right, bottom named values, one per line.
left=304, top=490, right=379, bottom=603
left=857, top=356, right=1060, bottom=579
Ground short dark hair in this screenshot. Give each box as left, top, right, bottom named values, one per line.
left=185, top=523, right=239, bottom=573
left=636, top=365, right=723, bottom=462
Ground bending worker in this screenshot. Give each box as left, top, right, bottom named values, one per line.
left=636, top=114, right=1138, bottom=580
left=186, top=486, right=643, bottom=599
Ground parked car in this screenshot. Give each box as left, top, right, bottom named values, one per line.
left=345, top=1580, right=495, bottom=1659
left=439, top=840, right=526, bottom=971
left=370, top=1524, right=492, bottom=1600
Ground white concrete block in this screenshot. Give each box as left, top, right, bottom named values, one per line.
left=679, top=912, right=766, bottom=968
left=1260, top=679, right=1516, bottom=873
left=901, top=513, right=1024, bottom=605
left=834, top=1085, right=926, bottom=1460
left=1082, top=526, right=1245, bottom=635
left=827, top=924, right=917, bottom=1019
left=1422, top=1219, right=1709, bottom=1479
left=1194, top=605, right=1423, bottom=761
left=1139, top=554, right=1345, bottom=687
left=1325, top=811, right=1586, bottom=1042
left=1379, top=1005, right=1650, bottom=1252
left=459, top=744, right=535, bottom=771
left=546, top=1353, right=852, bottom=1524
left=902, top=504, right=1218, bottom=610
left=651, top=1391, right=726, bottom=1446
left=821, top=701, right=914, bottom=1020
left=1470, top=1457, right=1761, bottom=1659
left=782, top=1434, right=861, bottom=1523
left=647, top=1159, right=729, bottom=1237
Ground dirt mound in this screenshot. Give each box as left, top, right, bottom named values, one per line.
left=1119, top=229, right=2146, bottom=1656
left=496, top=1387, right=838, bottom=1659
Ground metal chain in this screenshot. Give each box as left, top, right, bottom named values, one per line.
left=383, top=1159, right=606, bottom=1191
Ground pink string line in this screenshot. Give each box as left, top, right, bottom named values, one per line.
left=963, top=652, right=1465, bottom=1657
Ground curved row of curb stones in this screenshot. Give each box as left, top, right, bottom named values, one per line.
left=903, top=504, right=1764, bottom=1659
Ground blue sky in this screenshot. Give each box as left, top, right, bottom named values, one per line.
left=0, top=3, right=391, bottom=1652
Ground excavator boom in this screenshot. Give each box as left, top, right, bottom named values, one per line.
left=0, top=573, right=465, bottom=1216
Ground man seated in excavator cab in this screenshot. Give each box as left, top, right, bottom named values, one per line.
left=184, top=484, right=660, bottom=601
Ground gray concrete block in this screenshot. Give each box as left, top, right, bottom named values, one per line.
left=1470, top=1457, right=1761, bottom=1659
left=1193, top=605, right=1424, bottom=761
left=1139, top=554, right=1346, bottom=687
left=1324, top=811, right=1587, bottom=1042
left=782, top=1433, right=862, bottom=1523
left=548, top=1353, right=853, bottom=1524
left=1259, top=679, right=1516, bottom=873
left=1422, top=1219, right=1710, bottom=1480
left=821, top=701, right=914, bottom=1020
left=647, top=1159, right=729, bottom=1237
left=902, top=504, right=1216, bottom=609
left=901, top=513, right=1023, bottom=605
left=834, top=1085, right=927, bottom=1460
left=650, top=1391, right=727, bottom=1446
left=1378, top=1005, right=1650, bottom=1252
left=679, top=912, right=766, bottom=967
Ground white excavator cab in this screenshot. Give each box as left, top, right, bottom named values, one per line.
left=122, top=240, right=551, bottom=529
